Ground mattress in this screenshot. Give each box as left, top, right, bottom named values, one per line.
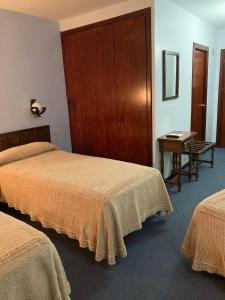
left=182, top=189, right=225, bottom=277
left=0, top=212, right=70, bottom=300
left=0, top=142, right=173, bottom=265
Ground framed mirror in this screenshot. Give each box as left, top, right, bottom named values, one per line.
left=162, top=50, right=179, bottom=100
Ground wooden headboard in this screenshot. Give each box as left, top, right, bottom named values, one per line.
left=0, top=125, right=51, bottom=151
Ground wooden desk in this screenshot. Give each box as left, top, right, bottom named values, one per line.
left=158, top=131, right=197, bottom=192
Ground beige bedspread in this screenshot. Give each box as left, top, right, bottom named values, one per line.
left=0, top=212, right=70, bottom=300
left=0, top=143, right=172, bottom=265
left=181, top=190, right=225, bottom=277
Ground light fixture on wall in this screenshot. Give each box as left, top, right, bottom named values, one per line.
left=30, top=99, right=46, bottom=117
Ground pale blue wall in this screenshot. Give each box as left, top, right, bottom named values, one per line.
left=0, top=9, right=71, bottom=151
left=154, top=0, right=218, bottom=172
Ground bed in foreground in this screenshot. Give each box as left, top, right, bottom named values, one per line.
left=0, top=142, right=173, bottom=265
left=0, top=212, right=70, bottom=300
left=182, top=190, right=225, bottom=277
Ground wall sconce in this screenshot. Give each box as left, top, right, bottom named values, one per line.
left=31, top=99, right=46, bottom=117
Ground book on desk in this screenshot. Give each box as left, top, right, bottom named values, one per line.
left=166, top=132, right=185, bottom=139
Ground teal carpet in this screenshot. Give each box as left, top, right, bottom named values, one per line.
left=1, top=148, right=225, bottom=299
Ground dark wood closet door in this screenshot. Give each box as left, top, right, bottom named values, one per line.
left=62, top=9, right=152, bottom=165
left=217, top=49, right=225, bottom=147
left=62, top=24, right=118, bottom=158
left=191, top=43, right=209, bottom=140
left=114, top=15, right=149, bottom=165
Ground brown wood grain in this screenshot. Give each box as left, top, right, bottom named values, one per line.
left=191, top=43, right=209, bottom=140
left=217, top=49, right=225, bottom=147
left=62, top=24, right=118, bottom=158
left=0, top=126, right=51, bottom=151
left=61, top=9, right=152, bottom=166
left=114, top=14, right=149, bottom=165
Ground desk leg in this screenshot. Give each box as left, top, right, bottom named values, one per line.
left=172, top=152, right=176, bottom=176
left=174, top=153, right=178, bottom=171
left=160, top=151, right=164, bottom=179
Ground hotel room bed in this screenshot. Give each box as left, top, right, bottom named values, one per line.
left=0, top=211, right=70, bottom=300
left=0, top=142, right=173, bottom=265
left=182, top=190, right=225, bottom=277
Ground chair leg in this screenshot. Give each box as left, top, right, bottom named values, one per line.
left=196, top=160, right=200, bottom=180
left=177, top=154, right=182, bottom=192
left=188, top=153, right=192, bottom=181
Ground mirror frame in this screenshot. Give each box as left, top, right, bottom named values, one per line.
left=162, top=50, right=180, bottom=101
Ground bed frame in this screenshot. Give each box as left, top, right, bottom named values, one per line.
left=0, top=125, right=51, bottom=151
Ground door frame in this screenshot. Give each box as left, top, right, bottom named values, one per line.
left=216, top=49, right=225, bottom=147
left=61, top=8, right=153, bottom=166
left=191, top=42, right=209, bottom=140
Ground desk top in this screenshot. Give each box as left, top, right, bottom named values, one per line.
left=158, top=131, right=197, bottom=143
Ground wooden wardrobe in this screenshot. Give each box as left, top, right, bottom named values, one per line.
left=61, top=8, right=152, bottom=166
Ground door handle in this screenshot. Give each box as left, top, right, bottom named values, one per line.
left=197, top=104, right=206, bottom=107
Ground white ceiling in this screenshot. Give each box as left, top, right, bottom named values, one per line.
left=0, top=0, right=124, bottom=22
left=171, top=0, right=225, bottom=29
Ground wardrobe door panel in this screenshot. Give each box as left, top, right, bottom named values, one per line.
left=62, top=25, right=118, bottom=158
left=114, top=15, right=149, bottom=165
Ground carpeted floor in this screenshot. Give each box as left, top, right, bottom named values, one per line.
left=1, top=149, right=225, bottom=299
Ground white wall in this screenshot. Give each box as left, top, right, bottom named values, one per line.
left=0, top=9, right=71, bottom=151
left=154, top=0, right=218, bottom=171
left=215, top=29, right=225, bottom=55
